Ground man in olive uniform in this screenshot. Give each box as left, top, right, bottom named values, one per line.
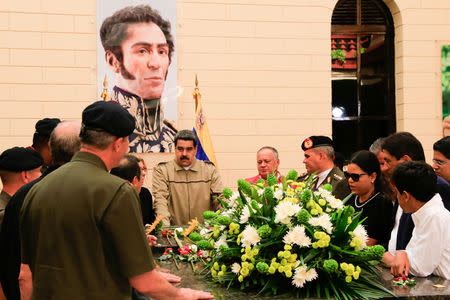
left=20, top=102, right=212, bottom=300
left=153, top=130, right=223, bottom=226
left=0, top=147, right=43, bottom=230
left=298, top=136, right=350, bottom=200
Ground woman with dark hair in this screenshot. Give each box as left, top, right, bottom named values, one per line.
left=346, top=150, right=393, bottom=248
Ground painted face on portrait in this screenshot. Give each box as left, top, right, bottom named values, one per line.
left=110, top=22, right=170, bottom=99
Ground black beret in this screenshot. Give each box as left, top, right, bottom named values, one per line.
left=0, top=147, right=44, bottom=172
left=301, top=136, right=334, bottom=151
left=82, top=101, right=135, bottom=138
left=35, top=118, right=61, bottom=138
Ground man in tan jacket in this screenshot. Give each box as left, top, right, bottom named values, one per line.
left=152, top=130, right=223, bottom=225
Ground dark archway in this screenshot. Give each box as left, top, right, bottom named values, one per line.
left=331, top=0, right=395, bottom=159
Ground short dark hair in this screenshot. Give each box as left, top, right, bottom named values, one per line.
left=392, top=161, right=436, bottom=203
left=49, top=121, right=81, bottom=166
left=174, top=130, right=197, bottom=148
left=79, top=126, right=116, bottom=150
left=350, top=150, right=385, bottom=192
left=433, top=136, right=450, bottom=159
left=100, top=5, right=174, bottom=65
left=32, top=134, right=49, bottom=151
left=381, top=132, right=425, bottom=161
left=110, top=155, right=140, bottom=182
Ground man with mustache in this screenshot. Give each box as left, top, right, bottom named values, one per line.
left=100, top=5, right=177, bottom=153
left=152, top=130, right=223, bottom=226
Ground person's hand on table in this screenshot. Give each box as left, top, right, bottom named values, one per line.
left=178, top=288, right=214, bottom=299
left=146, top=234, right=157, bottom=247
left=390, top=251, right=410, bottom=277
left=158, top=270, right=181, bottom=283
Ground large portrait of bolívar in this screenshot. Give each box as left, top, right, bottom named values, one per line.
left=97, top=0, right=178, bottom=153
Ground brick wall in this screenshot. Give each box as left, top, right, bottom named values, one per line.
left=1, top=0, right=450, bottom=190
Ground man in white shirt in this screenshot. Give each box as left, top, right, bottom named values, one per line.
left=383, top=161, right=450, bottom=279
left=298, top=136, right=350, bottom=199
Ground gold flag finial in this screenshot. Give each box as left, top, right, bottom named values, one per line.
left=195, top=74, right=198, bottom=88
left=100, top=74, right=109, bottom=101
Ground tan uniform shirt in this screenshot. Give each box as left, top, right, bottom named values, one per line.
left=152, top=158, right=223, bottom=225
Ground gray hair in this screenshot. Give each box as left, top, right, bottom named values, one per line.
left=314, top=145, right=334, bottom=161
left=257, top=146, right=279, bottom=160
left=369, top=137, right=386, bottom=155
left=50, top=121, right=82, bottom=165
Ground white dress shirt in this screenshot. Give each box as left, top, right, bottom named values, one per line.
left=405, top=194, right=450, bottom=279
left=316, top=169, right=332, bottom=188
left=388, top=205, right=403, bottom=254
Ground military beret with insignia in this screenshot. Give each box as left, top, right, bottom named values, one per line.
left=0, top=147, right=43, bottom=172
left=34, top=118, right=61, bottom=138
left=301, top=136, right=334, bottom=151
left=82, top=101, right=135, bottom=138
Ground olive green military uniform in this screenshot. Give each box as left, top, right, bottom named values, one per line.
left=0, top=191, right=11, bottom=230
left=298, top=166, right=351, bottom=200
left=20, top=152, right=154, bottom=300
left=152, top=158, right=223, bottom=226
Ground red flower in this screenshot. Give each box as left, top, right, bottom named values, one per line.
left=166, top=248, right=173, bottom=251
left=402, top=276, right=408, bottom=281
left=197, top=250, right=203, bottom=256
left=394, top=277, right=400, bottom=282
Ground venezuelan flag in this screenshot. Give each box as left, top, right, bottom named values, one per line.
left=192, top=76, right=218, bottom=167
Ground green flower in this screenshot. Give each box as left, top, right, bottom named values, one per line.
left=286, top=169, right=298, bottom=181
left=263, top=187, right=274, bottom=201
left=366, top=245, right=386, bottom=258
left=256, top=262, right=269, bottom=274
left=301, top=189, right=312, bottom=202
left=222, top=187, right=233, bottom=199
left=197, top=240, right=214, bottom=250
left=297, top=208, right=311, bottom=223
left=256, top=178, right=265, bottom=187
left=188, top=232, right=203, bottom=241
left=217, top=215, right=232, bottom=226
left=321, top=183, right=332, bottom=192
left=251, top=200, right=260, bottom=211
left=257, top=224, right=272, bottom=238
left=203, top=211, right=216, bottom=219
left=323, top=259, right=339, bottom=273
left=267, top=174, right=277, bottom=186
left=238, top=179, right=252, bottom=196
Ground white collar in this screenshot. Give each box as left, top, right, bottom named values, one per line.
left=316, top=168, right=332, bottom=187
left=412, top=193, right=443, bottom=226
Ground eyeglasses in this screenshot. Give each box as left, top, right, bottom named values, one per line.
left=345, top=172, right=368, bottom=182
left=432, top=159, right=450, bottom=166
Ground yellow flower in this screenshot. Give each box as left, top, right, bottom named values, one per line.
left=340, top=262, right=348, bottom=271
left=284, top=244, right=292, bottom=251
left=213, top=262, right=220, bottom=270
left=345, top=276, right=352, bottom=283
left=268, top=267, right=276, bottom=274
left=238, top=275, right=244, bottom=282
left=318, top=198, right=326, bottom=206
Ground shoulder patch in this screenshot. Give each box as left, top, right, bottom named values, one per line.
left=157, top=161, right=169, bottom=166
left=333, top=174, right=343, bottom=180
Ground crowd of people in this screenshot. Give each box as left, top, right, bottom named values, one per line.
left=0, top=101, right=449, bottom=299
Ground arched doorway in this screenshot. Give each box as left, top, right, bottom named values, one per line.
left=331, top=0, right=395, bottom=159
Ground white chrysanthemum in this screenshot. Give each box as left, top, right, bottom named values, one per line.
left=283, top=225, right=312, bottom=247
left=308, top=214, right=333, bottom=234
left=230, top=191, right=239, bottom=201
left=326, top=196, right=344, bottom=210
left=231, top=263, right=241, bottom=274
left=199, top=228, right=210, bottom=237
left=257, top=189, right=264, bottom=196
left=274, top=188, right=283, bottom=200
left=241, top=225, right=261, bottom=247
left=190, top=244, right=198, bottom=252
left=215, top=234, right=228, bottom=250
left=292, top=265, right=318, bottom=288
left=240, top=206, right=250, bottom=224
left=292, top=266, right=307, bottom=288
left=353, top=224, right=368, bottom=250
left=305, top=268, right=318, bottom=281
left=221, top=208, right=235, bottom=218
left=274, top=201, right=301, bottom=224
